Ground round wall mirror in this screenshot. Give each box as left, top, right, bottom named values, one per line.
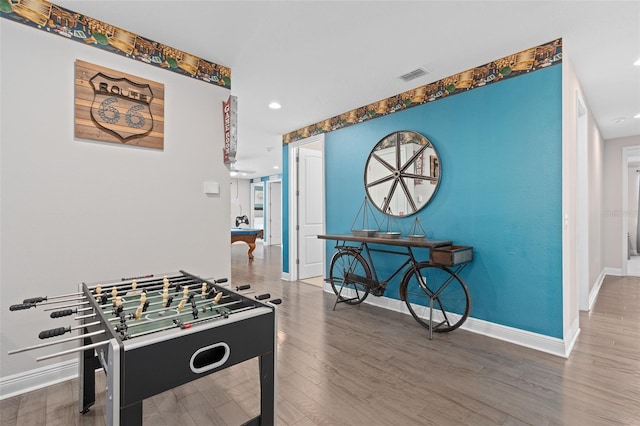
left=364, top=130, right=440, bottom=217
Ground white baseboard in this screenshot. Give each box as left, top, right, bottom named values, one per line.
left=588, top=269, right=607, bottom=311
left=603, top=267, right=622, bottom=277
left=0, top=359, right=78, bottom=400
left=281, top=272, right=290, bottom=281
left=323, top=284, right=572, bottom=358
left=563, top=315, right=581, bottom=357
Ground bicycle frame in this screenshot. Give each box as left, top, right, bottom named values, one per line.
left=334, top=241, right=421, bottom=295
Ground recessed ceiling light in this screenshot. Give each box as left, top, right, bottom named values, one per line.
left=273, top=166, right=279, bottom=170
left=268, top=102, right=281, bottom=110
left=614, top=117, right=627, bottom=124
left=634, top=113, right=640, bottom=119
left=634, top=58, right=640, bottom=66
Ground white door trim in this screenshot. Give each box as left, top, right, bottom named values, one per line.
left=622, top=145, right=640, bottom=276
left=287, top=134, right=325, bottom=282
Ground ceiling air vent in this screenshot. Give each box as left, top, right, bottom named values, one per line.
left=399, top=67, right=428, bottom=82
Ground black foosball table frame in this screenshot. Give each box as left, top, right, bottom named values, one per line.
left=74, top=270, right=277, bottom=426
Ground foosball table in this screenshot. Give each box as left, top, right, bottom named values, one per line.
left=8, top=270, right=280, bottom=425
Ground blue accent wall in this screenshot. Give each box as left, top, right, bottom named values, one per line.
left=324, top=66, right=563, bottom=338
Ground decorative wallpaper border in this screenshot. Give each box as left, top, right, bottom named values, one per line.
left=0, top=0, right=231, bottom=89
left=283, top=39, right=562, bottom=144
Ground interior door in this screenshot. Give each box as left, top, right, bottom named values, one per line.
left=297, top=147, right=324, bottom=279
left=268, top=181, right=282, bottom=245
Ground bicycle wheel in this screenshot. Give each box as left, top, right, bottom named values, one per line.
left=328, top=249, right=371, bottom=305
left=400, top=262, right=470, bottom=332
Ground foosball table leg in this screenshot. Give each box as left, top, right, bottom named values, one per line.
left=120, top=403, right=143, bottom=426
left=258, top=352, right=276, bottom=425
left=79, top=332, right=98, bottom=414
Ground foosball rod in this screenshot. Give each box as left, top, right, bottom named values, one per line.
left=177, top=295, right=280, bottom=329
left=110, top=298, right=243, bottom=331
left=44, top=305, right=93, bottom=314
left=7, top=329, right=106, bottom=355
left=98, top=284, right=228, bottom=311
left=82, top=273, right=184, bottom=290
left=11, top=274, right=213, bottom=310
left=36, top=341, right=110, bottom=362
left=116, top=289, right=266, bottom=323
left=82, top=274, right=197, bottom=292
left=86, top=278, right=230, bottom=313
left=39, top=280, right=195, bottom=312
left=23, top=291, right=85, bottom=302
left=124, top=293, right=280, bottom=339
left=126, top=303, right=257, bottom=339
left=88, top=276, right=226, bottom=303
left=10, top=298, right=88, bottom=311
left=44, top=287, right=227, bottom=322
left=36, top=321, right=101, bottom=339
left=105, top=283, right=214, bottom=306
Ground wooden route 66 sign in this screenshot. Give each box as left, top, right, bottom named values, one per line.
left=75, top=60, right=164, bottom=149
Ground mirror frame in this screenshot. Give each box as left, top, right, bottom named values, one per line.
left=364, top=130, right=441, bottom=217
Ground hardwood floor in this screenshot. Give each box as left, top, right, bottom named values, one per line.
left=2, top=243, right=639, bottom=425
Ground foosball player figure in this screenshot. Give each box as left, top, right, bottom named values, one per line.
left=165, top=296, right=174, bottom=308
left=162, top=288, right=169, bottom=306
left=113, top=296, right=124, bottom=316
left=115, top=316, right=129, bottom=339
left=206, top=287, right=217, bottom=299
left=176, top=298, right=187, bottom=313
left=201, top=282, right=207, bottom=299
left=138, top=293, right=150, bottom=312
left=130, top=280, right=138, bottom=296
left=94, top=284, right=102, bottom=301
left=190, top=296, right=199, bottom=319
left=134, top=304, right=143, bottom=320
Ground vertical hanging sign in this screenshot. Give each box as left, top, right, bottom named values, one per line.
left=222, top=95, right=238, bottom=164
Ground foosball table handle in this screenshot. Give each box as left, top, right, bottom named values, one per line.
left=10, top=303, right=36, bottom=311
left=23, top=297, right=47, bottom=304
left=39, top=327, right=70, bottom=339
left=215, top=278, right=228, bottom=284
left=269, top=299, right=282, bottom=305
left=50, top=309, right=74, bottom=318
left=255, top=293, right=271, bottom=300
left=236, top=285, right=251, bottom=291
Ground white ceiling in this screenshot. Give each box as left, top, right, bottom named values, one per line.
left=58, top=0, right=640, bottom=179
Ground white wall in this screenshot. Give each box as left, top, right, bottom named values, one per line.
left=587, top=117, right=604, bottom=293
left=230, top=178, right=251, bottom=227
left=561, top=53, right=605, bottom=351
left=561, top=55, right=580, bottom=344
left=1, top=21, right=231, bottom=384
left=603, top=135, right=640, bottom=269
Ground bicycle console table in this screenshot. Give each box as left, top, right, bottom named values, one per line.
left=318, top=234, right=473, bottom=339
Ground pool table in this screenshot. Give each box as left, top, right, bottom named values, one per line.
left=231, top=228, right=264, bottom=259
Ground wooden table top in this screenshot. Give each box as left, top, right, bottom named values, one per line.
left=317, top=234, right=452, bottom=248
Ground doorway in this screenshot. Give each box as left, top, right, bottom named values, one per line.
left=623, top=146, right=640, bottom=276
left=267, top=180, right=282, bottom=245
left=288, top=134, right=325, bottom=282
